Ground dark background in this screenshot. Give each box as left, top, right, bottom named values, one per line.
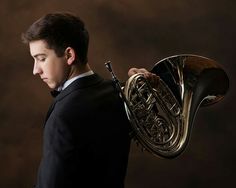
left=0, top=0, right=235, bottom=188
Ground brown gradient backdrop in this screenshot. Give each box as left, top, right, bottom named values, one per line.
left=0, top=0, right=235, bottom=188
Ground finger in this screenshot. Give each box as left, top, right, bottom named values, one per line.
left=144, top=73, right=160, bottom=87
left=138, top=68, right=149, bottom=74
left=128, top=68, right=138, bottom=77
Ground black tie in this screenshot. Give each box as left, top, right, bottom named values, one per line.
left=50, top=90, right=61, bottom=97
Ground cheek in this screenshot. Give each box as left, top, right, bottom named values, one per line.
left=48, top=60, right=68, bottom=81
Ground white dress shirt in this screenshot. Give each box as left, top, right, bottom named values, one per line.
left=57, top=70, right=94, bottom=91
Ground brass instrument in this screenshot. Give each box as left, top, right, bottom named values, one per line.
left=105, top=54, right=229, bottom=158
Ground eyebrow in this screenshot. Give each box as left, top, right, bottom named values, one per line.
left=33, top=53, right=46, bottom=58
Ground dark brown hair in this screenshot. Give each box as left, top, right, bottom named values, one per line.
left=22, top=12, right=89, bottom=64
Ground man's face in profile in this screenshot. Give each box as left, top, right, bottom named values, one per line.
left=29, top=40, right=69, bottom=89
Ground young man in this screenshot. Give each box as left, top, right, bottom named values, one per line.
left=22, top=12, right=158, bottom=188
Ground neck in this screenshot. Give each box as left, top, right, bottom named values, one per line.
left=67, top=63, right=92, bottom=80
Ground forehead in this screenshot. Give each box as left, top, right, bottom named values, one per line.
left=29, top=40, right=51, bottom=56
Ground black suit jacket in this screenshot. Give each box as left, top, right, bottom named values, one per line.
left=35, top=73, right=131, bottom=188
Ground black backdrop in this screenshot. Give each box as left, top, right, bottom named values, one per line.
left=0, top=0, right=235, bottom=188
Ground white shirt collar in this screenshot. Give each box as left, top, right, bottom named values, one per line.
left=57, top=70, right=94, bottom=91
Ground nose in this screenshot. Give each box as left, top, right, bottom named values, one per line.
left=33, top=61, right=42, bottom=75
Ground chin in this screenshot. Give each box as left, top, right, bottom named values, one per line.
left=47, top=83, right=57, bottom=90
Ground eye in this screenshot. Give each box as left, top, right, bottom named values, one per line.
left=38, top=57, right=46, bottom=62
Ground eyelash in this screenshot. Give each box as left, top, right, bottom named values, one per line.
left=38, top=58, right=46, bottom=62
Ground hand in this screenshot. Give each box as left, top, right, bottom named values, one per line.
left=128, top=67, right=160, bottom=87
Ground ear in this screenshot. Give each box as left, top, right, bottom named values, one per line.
left=65, top=47, right=76, bottom=65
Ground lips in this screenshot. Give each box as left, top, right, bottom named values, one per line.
left=41, top=78, right=48, bottom=82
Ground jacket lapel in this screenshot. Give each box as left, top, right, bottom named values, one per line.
left=43, top=73, right=104, bottom=127
left=44, top=100, right=56, bottom=126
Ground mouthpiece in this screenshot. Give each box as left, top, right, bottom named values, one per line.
left=105, top=61, right=113, bottom=73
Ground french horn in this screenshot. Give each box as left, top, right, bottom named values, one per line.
left=105, top=54, right=229, bottom=158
